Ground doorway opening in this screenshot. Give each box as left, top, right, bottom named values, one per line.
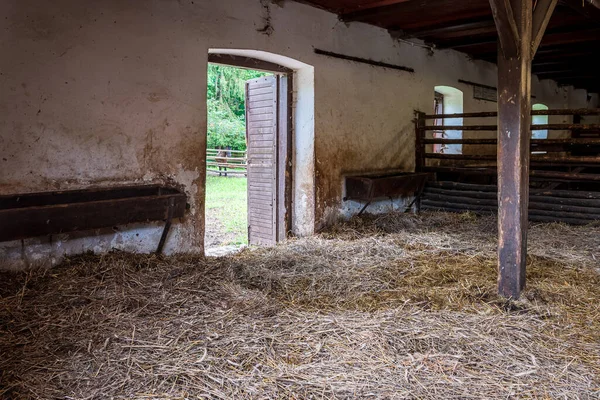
left=433, top=86, right=464, bottom=154
left=204, top=54, right=293, bottom=256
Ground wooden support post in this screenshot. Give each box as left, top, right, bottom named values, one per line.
left=492, top=0, right=532, bottom=299
left=414, top=111, right=426, bottom=213
left=415, top=111, right=426, bottom=172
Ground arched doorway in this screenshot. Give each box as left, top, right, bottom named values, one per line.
left=205, top=49, right=315, bottom=253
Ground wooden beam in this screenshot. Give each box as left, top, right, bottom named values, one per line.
left=314, top=49, right=414, bottom=73
left=340, top=0, right=412, bottom=22
left=532, top=0, right=559, bottom=55
left=440, top=25, right=599, bottom=51
left=396, top=19, right=495, bottom=39
left=340, top=0, right=412, bottom=15
left=495, top=0, right=533, bottom=299
left=488, top=0, right=521, bottom=57
left=538, top=27, right=600, bottom=48
left=208, top=53, right=292, bottom=74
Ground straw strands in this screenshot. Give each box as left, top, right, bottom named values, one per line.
left=1, top=212, right=599, bottom=399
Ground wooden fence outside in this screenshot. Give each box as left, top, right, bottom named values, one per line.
left=206, top=148, right=247, bottom=176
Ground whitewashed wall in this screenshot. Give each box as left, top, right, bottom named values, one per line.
left=0, top=0, right=596, bottom=269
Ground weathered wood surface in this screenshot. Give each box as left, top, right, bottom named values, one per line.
left=423, top=166, right=600, bottom=181
left=421, top=124, right=600, bottom=131
left=421, top=182, right=600, bottom=223
left=0, top=186, right=186, bottom=243
left=494, top=0, right=533, bottom=299
left=422, top=108, right=600, bottom=119
left=246, top=76, right=278, bottom=246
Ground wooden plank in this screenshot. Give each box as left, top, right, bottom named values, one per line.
left=246, top=74, right=278, bottom=247
left=248, top=120, right=276, bottom=129
left=422, top=124, right=600, bottom=131
left=530, top=202, right=600, bottom=216
left=247, top=129, right=275, bottom=136
left=248, top=86, right=277, bottom=96
left=248, top=186, right=273, bottom=192
left=247, top=100, right=275, bottom=109
left=424, top=187, right=498, bottom=200
left=425, top=153, right=600, bottom=165
left=248, top=108, right=274, bottom=116
left=423, top=138, right=600, bottom=145
left=247, top=199, right=273, bottom=206
left=0, top=193, right=186, bottom=242
left=248, top=114, right=276, bottom=123
left=428, top=181, right=498, bottom=192
left=249, top=225, right=276, bottom=235
left=247, top=205, right=274, bottom=213
left=248, top=176, right=274, bottom=182
left=249, top=176, right=275, bottom=182
left=531, top=189, right=600, bottom=199
left=248, top=168, right=274, bottom=174
left=415, top=112, right=426, bottom=173
left=248, top=217, right=274, bottom=227
left=249, top=210, right=274, bottom=219
left=246, top=93, right=274, bottom=103
left=208, top=53, right=292, bottom=74
left=531, top=0, right=559, bottom=55
left=248, top=191, right=273, bottom=197
left=495, top=0, right=532, bottom=299
left=488, top=0, right=520, bottom=58
left=313, top=49, right=414, bottom=73
left=248, top=216, right=274, bottom=226
left=423, top=108, right=600, bottom=119
left=528, top=215, right=597, bottom=225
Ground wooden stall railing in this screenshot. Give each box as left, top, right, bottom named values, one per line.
left=206, top=148, right=247, bottom=176
left=415, top=108, right=600, bottom=178
left=413, top=108, right=600, bottom=224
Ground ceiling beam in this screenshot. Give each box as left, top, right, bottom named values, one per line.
left=339, top=0, right=412, bottom=15
left=392, top=19, right=495, bottom=39
left=340, top=0, right=413, bottom=22
left=533, top=67, right=594, bottom=75
left=537, top=26, right=600, bottom=48
left=532, top=62, right=596, bottom=73
left=340, top=0, right=492, bottom=25
left=488, top=0, right=520, bottom=57
left=532, top=0, right=559, bottom=55
left=537, top=72, right=597, bottom=79
left=533, top=58, right=589, bottom=67
left=438, top=25, right=599, bottom=49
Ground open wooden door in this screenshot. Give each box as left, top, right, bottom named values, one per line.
left=245, top=75, right=279, bottom=246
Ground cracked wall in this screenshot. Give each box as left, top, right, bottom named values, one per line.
left=0, top=0, right=595, bottom=269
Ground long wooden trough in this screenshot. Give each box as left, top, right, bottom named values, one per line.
left=0, top=185, right=187, bottom=253
left=344, top=172, right=433, bottom=215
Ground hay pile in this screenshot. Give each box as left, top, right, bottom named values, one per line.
left=1, top=212, right=599, bottom=399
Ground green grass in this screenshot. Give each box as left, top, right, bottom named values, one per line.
left=205, top=175, right=248, bottom=245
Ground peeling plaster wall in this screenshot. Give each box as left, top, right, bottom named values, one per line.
left=0, top=0, right=596, bottom=269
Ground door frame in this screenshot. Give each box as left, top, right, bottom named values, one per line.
left=208, top=53, right=293, bottom=242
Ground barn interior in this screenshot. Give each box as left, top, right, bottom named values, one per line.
left=1, top=0, right=599, bottom=398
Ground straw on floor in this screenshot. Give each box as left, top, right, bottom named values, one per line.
left=1, top=212, right=599, bottom=399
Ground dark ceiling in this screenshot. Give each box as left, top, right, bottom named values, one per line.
left=298, top=0, right=600, bottom=93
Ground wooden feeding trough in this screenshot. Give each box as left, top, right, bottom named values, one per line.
left=344, top=172, right=433, bottom=215
left=0, top=185, right=187, bottom=254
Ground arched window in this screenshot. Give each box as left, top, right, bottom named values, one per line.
left=433, top=86, right=464, bottom=154
left=532, top=103, right=549, bottom=140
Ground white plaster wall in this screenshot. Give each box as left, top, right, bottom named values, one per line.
left=0, top=0, right=596, bottom=269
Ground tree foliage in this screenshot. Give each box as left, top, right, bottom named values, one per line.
left=207, top=64, right=269, bottom=151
